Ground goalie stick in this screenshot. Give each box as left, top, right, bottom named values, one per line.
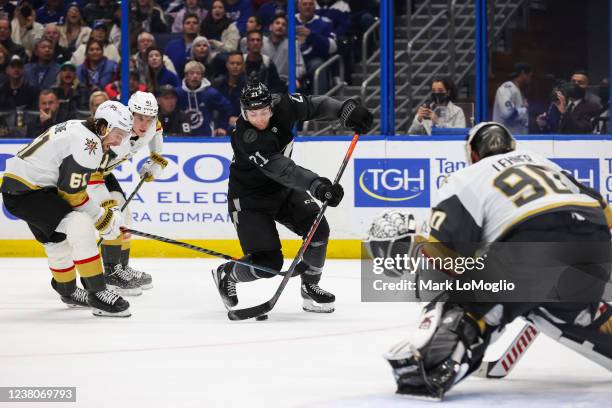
left=473, top=323, right=539, bottom=379
left=226, top=133, right=360, bottom=321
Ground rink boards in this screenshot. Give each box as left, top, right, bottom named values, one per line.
left=0, top=134, right=611, bottom=257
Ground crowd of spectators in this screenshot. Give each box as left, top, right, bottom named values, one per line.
left=0, top=0, right=377, bottom=138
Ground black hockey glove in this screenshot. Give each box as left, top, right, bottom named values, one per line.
left=310, top=177, right=344, bottom=207
left=340, top=99, right=374, bottom=134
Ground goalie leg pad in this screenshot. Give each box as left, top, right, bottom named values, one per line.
left=385, top=302, right=489, bottom=400
left=527, top=304, right=612, bottom=371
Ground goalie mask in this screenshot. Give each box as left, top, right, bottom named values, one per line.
left=364, top=211, right=417, bottom=277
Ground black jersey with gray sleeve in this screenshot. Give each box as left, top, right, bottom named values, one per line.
left=229, top=93, right=343, bottom=197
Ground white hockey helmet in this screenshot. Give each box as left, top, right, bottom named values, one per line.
left=128, top=91, right=158, bottom=117
left=94, top=100, right=133, bottom=135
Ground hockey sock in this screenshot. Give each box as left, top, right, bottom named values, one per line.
left=101, top=237, right=122, bottom=273
left=230, top=251, right=283, bottom=282
left=301, top=240, right=328, bottom=284
left=120, top=239, right=130, bottom=268
left=75, top=254, right=106, bottom=292
left=49, top=266, right=77, bottom=296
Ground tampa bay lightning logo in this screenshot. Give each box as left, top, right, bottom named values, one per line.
left=187, top=109, right=204, bottom=130
left=243, top=129, right=258, bottom=143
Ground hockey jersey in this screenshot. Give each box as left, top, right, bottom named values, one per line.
left=429, top=149, right=608, bottom=249
left=1, top=120, right=107, bottom=219
left=91, top=119, right=164, bottom=181
left=492, top=81, right=528, bottom=135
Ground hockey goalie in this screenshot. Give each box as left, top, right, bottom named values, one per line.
left=381, top=122, right=612, bottom=400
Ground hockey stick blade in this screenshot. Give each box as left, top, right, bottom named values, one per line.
left=227, top=133, right=360, bottom=321
left=474, top=323, right=539, bottom=379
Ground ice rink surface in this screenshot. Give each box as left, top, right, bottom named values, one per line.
left=0, top=258, right=610, bottom=408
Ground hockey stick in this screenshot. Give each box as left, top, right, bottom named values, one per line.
left=227, top=133, right=360, bottom=321
left=124, top=228, right=288, bottom=277
left=473, top=323, right=539, bottom=379
left=97, top=178, right=146, bottom=246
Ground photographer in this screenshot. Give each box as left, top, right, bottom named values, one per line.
left=536, top=71, right=601, bottom=134
left=408, top=77, right=466, bottom=135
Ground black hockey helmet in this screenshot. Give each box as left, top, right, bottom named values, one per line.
left=466, top=121, right=516, bottom=164
left=240, top=81, right=272, bottom=117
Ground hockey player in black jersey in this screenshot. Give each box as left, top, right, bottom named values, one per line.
left=213, top=81, right=373, bottom=313
left=384, top=122, right=612, bottom=400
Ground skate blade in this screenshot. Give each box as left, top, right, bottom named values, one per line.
left=140, top=283, right=153, bottom=290
left=64, top=303, right=89, bottom=309
left=302, top=299, right=335, bottom=313
left=107, top=285, right=142, bottom=297
left=92, top=308, right=131, bottom=318
left=396, top=392, right=442, bottom=402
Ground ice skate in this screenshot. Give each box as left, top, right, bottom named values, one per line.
left=88, top=289, right=131, bottom=317
left=60, top=287, right=90, bottom=308
left=212, top=263, right=238, bottom=308
left=123, top=264, right=153, bottom=290
left=105, top=264, right=142, bottom=296
left=301, top=282, right=335, bottom=313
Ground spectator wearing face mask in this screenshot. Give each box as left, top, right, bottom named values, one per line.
left=408, top=77, right=465, bottom=135
left=536, top=70, right=601, bottom=134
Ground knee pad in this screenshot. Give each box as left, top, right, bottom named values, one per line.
left=251, top=250, right=284, bottom=278
left=87, top=182, right=111, bottom=204
left=311, top=216, right=330, bottom=242
left=60, top=211, right=98, bottom=260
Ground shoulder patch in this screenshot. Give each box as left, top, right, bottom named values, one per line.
left=243, top=128, right=258, bottom=144
left=84, top=138, right=98, bottom=155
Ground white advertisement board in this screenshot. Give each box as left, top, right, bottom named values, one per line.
left=1, top=136, right=611, bottom=242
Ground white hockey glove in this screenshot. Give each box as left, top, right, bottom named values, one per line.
left=139, top=153, right=168, bottom=182
left=95, top=200, right=124, bottom=240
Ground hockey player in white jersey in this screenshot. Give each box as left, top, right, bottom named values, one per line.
left=384, top=122, right=612, bottom=400
left=1, top=101, right=134, bottom=317
left=87, top=91, right=168, bottom=295
left=492, top=62, right=532, bottom=134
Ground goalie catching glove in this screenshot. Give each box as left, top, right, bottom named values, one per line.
left=139, top=153, right=168, bottom=182
left=95, top=199, right=124, bottom=240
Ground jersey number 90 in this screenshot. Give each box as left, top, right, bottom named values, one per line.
left=493, top=164, right=572, bottom=207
